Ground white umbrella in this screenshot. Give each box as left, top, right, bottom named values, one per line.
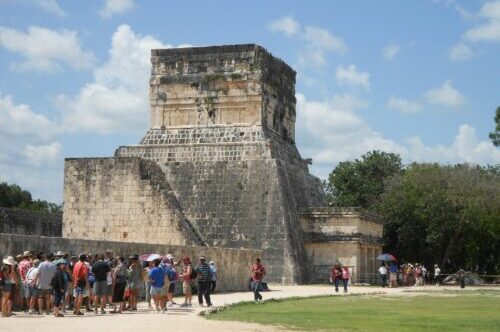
left=146, top=253, right=161, bottom=262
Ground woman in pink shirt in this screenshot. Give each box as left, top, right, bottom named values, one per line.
left=179, top=257, right=193, bottom=307
left=341, top=266, right=350, bottom=293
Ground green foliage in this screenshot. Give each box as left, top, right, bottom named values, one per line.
left=376, top=164, right=500, bottom=274
left=324, top=150, right=402, bottom=208
left=208, top=292, right=500, bottom=332
left=0, top=182, right=61, bottom=213
left=488, top=106, right=500, bottom=146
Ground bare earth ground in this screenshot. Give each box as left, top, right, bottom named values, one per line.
left=0, top=285, right=497, bottom=332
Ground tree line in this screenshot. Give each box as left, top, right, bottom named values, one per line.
left=0, top=182, right=62, bottom=213
left=324, top=151, right=500, bottom=275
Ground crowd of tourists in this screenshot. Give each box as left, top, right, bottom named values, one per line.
left=377, top=262, right=442, bottom=287
left=0, top=250, right=227, bottom=317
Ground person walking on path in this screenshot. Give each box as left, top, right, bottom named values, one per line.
left=72, top=254, right=88, bottom=316
left=1, top=256, right=17, bottom=317
left=341, top=266, right=350, bottom=293
left=148, top=259, right=167, bottom=313
left=144, top=260, right=153, bottom=309
left=209, top=261, right=217, bottom=294
left=250, top=258, right=266, bottom=301
left=91, top=254, right=111, bottom=314
left=179, top=257, right=193, bottom=307
left=37, top=254, right=56, bottom=315
left=52, top=260, right=67, bottom=317
left=194, top=256, right=212, bottom=307
left=378, top=263, right=388, bottom=287
left=330, top=263, right=342, bottom=293
left=389, top=262, right=398, bottom=288
left=434, top=264, right=441, bottom=286
left=110, top=256, right=128, bottom=313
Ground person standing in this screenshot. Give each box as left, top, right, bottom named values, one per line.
left=179, top=257, right=193, bottom=307
left=91, top=254, right=111, bottom=314
left=164, top=255, right=178, bottom=307
left=434, top=264, right=441, bottom=286
left=149, top=259, right=167, bottom=313
left=37, top=254, right=56, bottom=315
left=457, top=268, right=465, bottom=289
left=330, top=263, right=342, bottom=293
left=18, top=251, right=32, bottom=312
left=341, top=266, right=350, bottom=293
left=110, top=256, right=127, bottom=314
left=1, top=256, right=17, bottom=317
left=26, top=259, right=40, bottom=315
left=52, top=260, right=67, bottom=317
left=72, top=254, right=88, bottom=316
left=250, top=258, right=266, bottom=301
left=144, top=260, right=153, bottom=309
left=194, top=256, right=212, bottom=307
left=209, top=261, right=217, bottom=294
left=127, top=255, right=141, bottom=311
left=378, top=263, right=388, bottom=287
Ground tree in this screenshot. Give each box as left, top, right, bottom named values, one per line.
left=324, top=151, right=402, bottom=208
left=0, top=182, right=62, bottom=213
left=489, top=106, right=500, bottom=147
left=377, top=164, right=500, bottom=274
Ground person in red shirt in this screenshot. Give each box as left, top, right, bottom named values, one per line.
left=72, top=254, right=88, bottom=316
left=341, top=266, right=351, bottom=293
left=250, top=258, right=266, bottom=301
left=330, top=263, right=342, bottom=293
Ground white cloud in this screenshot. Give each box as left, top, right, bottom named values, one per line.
left=382, top=43, right=401, bottom=60
left=267, top=16, right=300, bottom=37
left=386, top=96, right=422, bottom=114
left=424, top=80, right=466, bottom=108
left=99, top=0, right=135, bottom=18
left=59, top=24, right=172, bottom=133
left=463, top=1, right=500, bottom=43
left=335, top=64, right=370, bottom=90
left=268, top=16, right=347, bottom=67
left=23, top=142, right=62, bottom=166
left=0, top=25, right=95, bottom=72
left=296, top=94, right=500, bottom=179
left=33, top=0, right=66, bottom=17
left=449, top=43, right=475, bottom=61
left=0, top=92, right=62, bottom=201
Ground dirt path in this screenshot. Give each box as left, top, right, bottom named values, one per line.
left=0, top=285, right=495, bottom=332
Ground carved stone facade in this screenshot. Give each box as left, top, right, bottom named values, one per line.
left=62, top=44, right=383, bottom=284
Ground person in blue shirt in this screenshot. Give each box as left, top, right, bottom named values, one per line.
left=148, top=259, right=166, bottom=313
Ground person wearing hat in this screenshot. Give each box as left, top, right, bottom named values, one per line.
left=52, top=259, right=67, bottom=317
left=209, top=261, right=217, bottom=294
left=194, top=256, right=212, bottom=307
left=18, top=251, right=33, bottom=312
left=1, top=256, right=17, bottom=317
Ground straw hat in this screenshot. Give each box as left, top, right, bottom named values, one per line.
left=23, top=251, right=31, bottom=257
left=55, top=251, right=64, bottom=256
left=2, top=256, right=16, bottom=266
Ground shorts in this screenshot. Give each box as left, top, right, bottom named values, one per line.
left=390, top=273, right=397, bottom=282
left=23, top=282, right=32, bottom=298
left=27, top=285, right=38, bottom=297
left=53, top=290, right=64, bottom=306
left=1, top=283, right=12, bottom=293
left=168, top=282, right=176, bottom=294
left=73, top=280, right=86, bottom=297
left=93, top=280, right=108, bottom=297
left=183, top=281, right=192, bottom=295
left=106, top=284, right=113, bottom=296
left=150, top=286, right=166, bottom=297
left=37, top=288, right=52, bottom=297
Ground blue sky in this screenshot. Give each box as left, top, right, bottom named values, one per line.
left=0, top=0, right=499, bottom=203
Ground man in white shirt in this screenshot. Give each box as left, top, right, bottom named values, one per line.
left=378, top=264, right=388, bottom=287
left=434, top=264, right=441, bottom=286
left=26, top=259, right=40, bottom=315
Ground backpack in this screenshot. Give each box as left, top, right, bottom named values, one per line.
left=190, top=267, right=198, bottom=280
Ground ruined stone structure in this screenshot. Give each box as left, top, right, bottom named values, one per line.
left=0, top=207, right=61, bottom=237
left=62, top=44, right=383, bottom=284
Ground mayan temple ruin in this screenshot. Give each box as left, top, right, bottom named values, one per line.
left=61, top=44, right=383, bottom=284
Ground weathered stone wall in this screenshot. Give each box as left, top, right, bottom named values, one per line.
left=63, top=157, right=203, bottom=246
left=299, top=208, right=384, bottom=284
left=0, top=233, right=260, bottom=292
left=0, top=207, right=62, bottom=237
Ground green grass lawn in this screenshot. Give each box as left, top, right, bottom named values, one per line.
left=206, top=290, right=500, bottom=332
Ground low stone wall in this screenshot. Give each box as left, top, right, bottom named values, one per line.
left=0, top=233, right=260, bottom=292
left=0, top=207, right=62, bottom=237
